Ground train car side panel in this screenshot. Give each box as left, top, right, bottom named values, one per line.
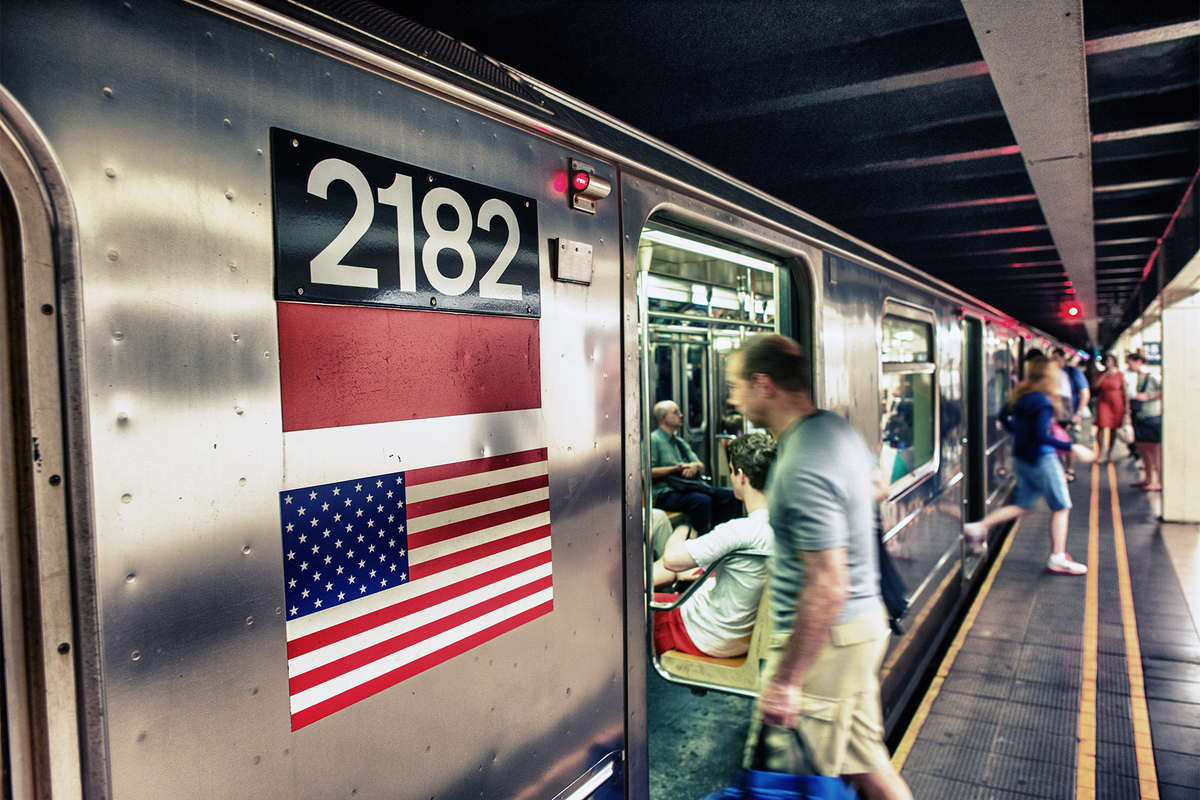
left=1, top=0, right=626, bottom=797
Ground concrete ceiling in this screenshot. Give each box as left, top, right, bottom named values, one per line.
left=371, top=0, right=1198, bottom=348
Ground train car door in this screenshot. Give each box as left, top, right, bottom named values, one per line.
left=618, top=198, right=817, bottom=798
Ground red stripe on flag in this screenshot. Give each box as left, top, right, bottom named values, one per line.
left=289, top=574, right=553, bottom=695
left=406, top=498, right=549, bottom=550
left=277, top=303, right=541, bottom=432
left=290, top=599, right=553, bottom=730
left=407, top=474, right=548, bottom=518
left=405, top=448, right=548, bottom=486
left=287, top=549, right=551, bottom=659
left=412, top=524, right=550, bottom=578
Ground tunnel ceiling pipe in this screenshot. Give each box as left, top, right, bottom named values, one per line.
left=962, top=0, right=1098, bottom=344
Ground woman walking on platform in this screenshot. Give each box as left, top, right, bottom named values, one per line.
left=1127, top=350, right=1163, bottom=491
left=1091, top=353, right=1128, bottom=463
left=964, top=356, right=1094, bottom=574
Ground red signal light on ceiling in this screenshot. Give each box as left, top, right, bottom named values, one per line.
left=1066, top=303, right=1081, bottom=317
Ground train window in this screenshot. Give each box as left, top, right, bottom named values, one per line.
left=880, top=304, right=937, bottom=491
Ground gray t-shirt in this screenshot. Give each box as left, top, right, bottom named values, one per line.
left=766, top=410, right=880, bottom=632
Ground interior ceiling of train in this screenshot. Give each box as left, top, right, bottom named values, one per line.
left=370, top=0, right=1199, bottom=350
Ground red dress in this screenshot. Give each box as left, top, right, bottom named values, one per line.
left=1094, top=372, right=1126, bottom=429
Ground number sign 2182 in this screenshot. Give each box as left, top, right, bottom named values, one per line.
left=272, top=129, right=540, bottom=317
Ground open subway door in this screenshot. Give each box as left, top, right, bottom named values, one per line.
left=620, top=202, right=815, bottom=796
left=636, top=220, right=781, bottom=695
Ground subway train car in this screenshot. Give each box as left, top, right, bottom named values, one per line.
left=0, top=1, right=1065, bottom=797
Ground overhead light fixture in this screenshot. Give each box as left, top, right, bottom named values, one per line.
left=640, top=229, right=777, bottom=272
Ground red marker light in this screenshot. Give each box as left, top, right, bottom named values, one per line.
left=572, top=171, right=591, bottom=192
left=1067, top=305, right=1080, bottom=317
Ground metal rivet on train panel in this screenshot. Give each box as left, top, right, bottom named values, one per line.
left=225, top=190, right=234, bottom=200
left=295, top=286, right=304, bottom=295
left=235, top=406, right=244, bottom=415
left=102, top=87, right=113, bottom=97
left=112, top=331, right=124, bottom=341
left=40, top=304, right=53, bottom=315
left=121, top=493, right=132, bottom=503
left=105, top=167, right=116, bottom=178
left=48, top=475, right=61, bottom=486
left=57, top=643, right=70, bottom=654
left=108, top=250, right=119, bottom=261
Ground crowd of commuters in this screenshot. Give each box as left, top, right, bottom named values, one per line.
left=648, top=335, right=1160, bottom=797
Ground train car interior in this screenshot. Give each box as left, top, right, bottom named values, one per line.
left=635, top=220, right=783, bottom=694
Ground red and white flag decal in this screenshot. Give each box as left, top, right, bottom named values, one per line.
left=277, top=303, right=550, bottom=730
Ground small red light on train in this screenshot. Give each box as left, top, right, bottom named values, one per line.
left=572, top=171, right=591, bottom=192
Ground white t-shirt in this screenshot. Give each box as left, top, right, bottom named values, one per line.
left=679, top=508, right=772, bottom=657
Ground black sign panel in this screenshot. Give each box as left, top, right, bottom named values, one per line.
left=272, top=129, right=540, bottom=316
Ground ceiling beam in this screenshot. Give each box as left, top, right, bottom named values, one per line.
left=961, top=0, right=1097, bottom=342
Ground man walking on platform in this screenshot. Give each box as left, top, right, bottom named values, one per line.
left=727, top=334, right=912, bottom=800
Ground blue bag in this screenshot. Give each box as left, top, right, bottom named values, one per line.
left=700, top=725, right=858, bottom=800
left=700, top=768, right=857, bottom=799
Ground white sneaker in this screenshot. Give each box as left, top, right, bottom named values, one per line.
left=1047, top=552, right=1087, bottom=575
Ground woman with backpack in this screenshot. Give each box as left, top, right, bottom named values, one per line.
left=964, top=356, right=1094, bottom=575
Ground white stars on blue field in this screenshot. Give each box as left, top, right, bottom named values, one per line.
left=281, top=473, right=409, bottom=619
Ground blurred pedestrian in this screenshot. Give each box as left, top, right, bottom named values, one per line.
left=1127, top=350, right=1162, bottom=491
left=1090, top=353, right=1127, bottom=463
left=964, top=356, right=1093, bottom=575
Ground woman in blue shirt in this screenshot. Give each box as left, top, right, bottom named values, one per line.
left=964, top=356, right=1094, bottom=575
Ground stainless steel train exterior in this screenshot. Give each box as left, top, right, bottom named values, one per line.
left=0, top=1, right=1062, bottom=797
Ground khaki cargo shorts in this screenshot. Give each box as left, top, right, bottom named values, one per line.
left=744, top=605, right=892, bottom=776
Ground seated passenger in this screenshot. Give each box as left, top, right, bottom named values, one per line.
left=649, top=400, right=741, bottom=535
left=652, top=433, right=775, bottom=658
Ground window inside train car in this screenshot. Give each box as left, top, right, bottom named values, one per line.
left=638, top=223, right=779, bottom=491
left=880, top=304, right=937, bottom=491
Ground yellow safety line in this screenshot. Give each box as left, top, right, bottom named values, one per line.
left=891, top=518, right=1020, bottom=770
left=1077, top=462, right=1101, bottom=800
left=1108, top=462, right=1160, bottom=799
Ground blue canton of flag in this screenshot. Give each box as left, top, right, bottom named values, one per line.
left=280, top=472, right=410, bottom=620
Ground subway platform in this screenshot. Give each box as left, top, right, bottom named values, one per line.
left=894, top=451, right=1200, bottom=799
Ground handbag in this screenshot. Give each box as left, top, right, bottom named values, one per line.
left=701, top=725, right=857, bottom=800
left=875, top=506, right=908, bottom=634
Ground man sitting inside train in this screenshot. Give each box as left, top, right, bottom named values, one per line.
left=651, top=433, right=775, bottom=659
left=649, top=400, right=741, bottom=535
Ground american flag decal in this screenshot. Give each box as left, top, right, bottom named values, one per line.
left=282, top=447, right=552, bottom=730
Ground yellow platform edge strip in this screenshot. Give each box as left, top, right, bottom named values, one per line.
left=1107, top=462, right=1160, bottom=799
left=890, top=518, right=1021, bottom=770
left=1077, top=462, right=1102, bottom=800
